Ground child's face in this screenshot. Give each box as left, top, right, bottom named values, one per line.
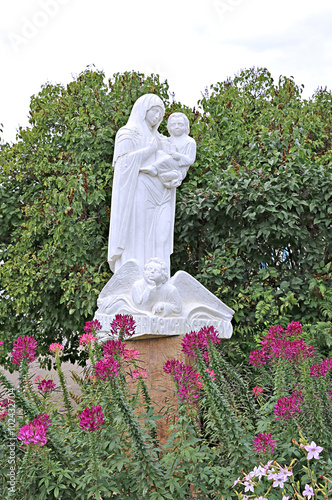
left=169, top=117, right=186, bottom=137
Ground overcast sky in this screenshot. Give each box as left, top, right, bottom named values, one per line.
left=1, top=0, right=332, bottom=144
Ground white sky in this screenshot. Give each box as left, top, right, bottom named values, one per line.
left=1, top=0, right=332, bottom=144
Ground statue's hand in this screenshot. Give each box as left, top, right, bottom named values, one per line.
left=170, top=151, right=181, bottom=161
left=140, top=165, right=157, bottom=176
left=170, top=177, right=182, bottom=188
left=153, top=302, right=165, bottom=315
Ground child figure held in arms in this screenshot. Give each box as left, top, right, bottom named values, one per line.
left=140, top=112, right=196, bottom=189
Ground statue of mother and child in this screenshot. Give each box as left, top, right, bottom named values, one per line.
left=95, top=94, right=234, bottom=339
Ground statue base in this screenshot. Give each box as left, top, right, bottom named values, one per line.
left=94, top=259, right=234, bottom=341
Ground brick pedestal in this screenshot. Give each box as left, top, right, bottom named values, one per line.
left=127, top=335, right=186, bottom=442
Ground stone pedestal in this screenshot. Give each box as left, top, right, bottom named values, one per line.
left=127, top=335, right=186, bottom=443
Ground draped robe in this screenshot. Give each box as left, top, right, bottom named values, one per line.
left=108, top=125, right=176, bottom=276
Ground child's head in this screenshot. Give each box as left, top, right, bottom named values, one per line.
left=167, top=112, right=190, bottom=137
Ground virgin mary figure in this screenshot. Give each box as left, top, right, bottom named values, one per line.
left=108, top=94, right=177, bottom=276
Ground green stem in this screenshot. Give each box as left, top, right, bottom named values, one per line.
left=18, top=358, right=29, bottom=392
left=17, top=444, right=34, bottom=484
left=139, top=378, right=159, bottom=447
left=55, top=352, right=73, bottom=422
left=0, top=369, right=37, bottom=420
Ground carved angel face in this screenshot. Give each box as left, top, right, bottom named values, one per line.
left=145, top=106, right=163, bottom=128
left=144, top=263, right=163, bottom=284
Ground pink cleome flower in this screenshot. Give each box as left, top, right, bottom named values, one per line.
left=0, top=398, right=14, bottom=408
left=123, top=348, right=140, bottom=359
left=110, top=314, right=136, bottom=339
left=0, top=411, right=8, bottom=421
left=253, top=433, right=277, bottom=454
left=12, top=336, right=37, bottom=366
left=249, top=323, right=314, bottom=367
left=93, top=355, right=120, bottom=380
left=181, top=326, right=220, bottom=363
left=17, top=414, right=51, bottom=447
left=310, top=358, right=332, bottom=378
left=206, top=369, right=216, bottom=380
left=38, top=379, right=56, bottom=394
left=103, top=339, right=126, bottom=357
left=274, top=392, right=303, bottom=419
left=49, top=343, right=64, bottom=354
left=83, top=320, right=102, bottom=335
left=131, top=368, right=148, bottom=380
left=252, top=386, right=264, bottom=396
left=79, top=333, right=97, bottom=346
left=286, top=321, right=303, bottom=336
left=164, top=360, right=202, bottom=404
left=79, top=405, right=105, bottom=432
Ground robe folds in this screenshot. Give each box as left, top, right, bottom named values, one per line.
left=108, top=125, right=176, bottom=276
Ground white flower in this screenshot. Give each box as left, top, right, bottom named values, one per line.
left=233, top=477, right=241, bottom=487
left=272, top=477, right=285, bottom=488
left=303, top=484, right=314, bottom=499
left=304, top=441, right=323, bottom=460
left=267, top=470, right=278, bottom=481
left=277, top=467, right=293, bottom=481
left=244, top=480, right=255, bottom=493
left=252, top=465, right=266, bottom=480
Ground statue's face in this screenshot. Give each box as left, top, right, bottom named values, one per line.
left=145, top=106, right=162, bottom=127
left=169, top=116, right=186, bottom=137
left=144, top=263, right=163, bottom=284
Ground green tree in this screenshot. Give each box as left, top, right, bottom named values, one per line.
left=0, top=68, right=174, bottom=367
left=173, top=68, right=332, bottom=353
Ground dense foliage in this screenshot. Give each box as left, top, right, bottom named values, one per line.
left=0, top=319, right=331, bottom=499
left=173, top=68, right=332, bottom=355
left=1, top=67, right=331, bottom=364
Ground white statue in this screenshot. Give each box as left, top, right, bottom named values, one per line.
left=108, top=95, right=196, bottom=276
left=94, top=94, right=234, bottom=341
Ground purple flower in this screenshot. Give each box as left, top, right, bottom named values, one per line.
left=253, top=433, right=277, bottom=454
left=304, top=441, right=323, bottom=460
left=83, top=320, right=102, bottom=335
left=12, top=336, right=37, bottom=366
left=110, top=314, right=136, bottom=339
left=93, top=355, right=120, bottom=380
left=181, top=326, right=220, bottom=362
left=38, top=379, right=56, bottom=394
left=79, top=405, right=105, bottom=432
left=274, top=392, right=303, bottom=419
